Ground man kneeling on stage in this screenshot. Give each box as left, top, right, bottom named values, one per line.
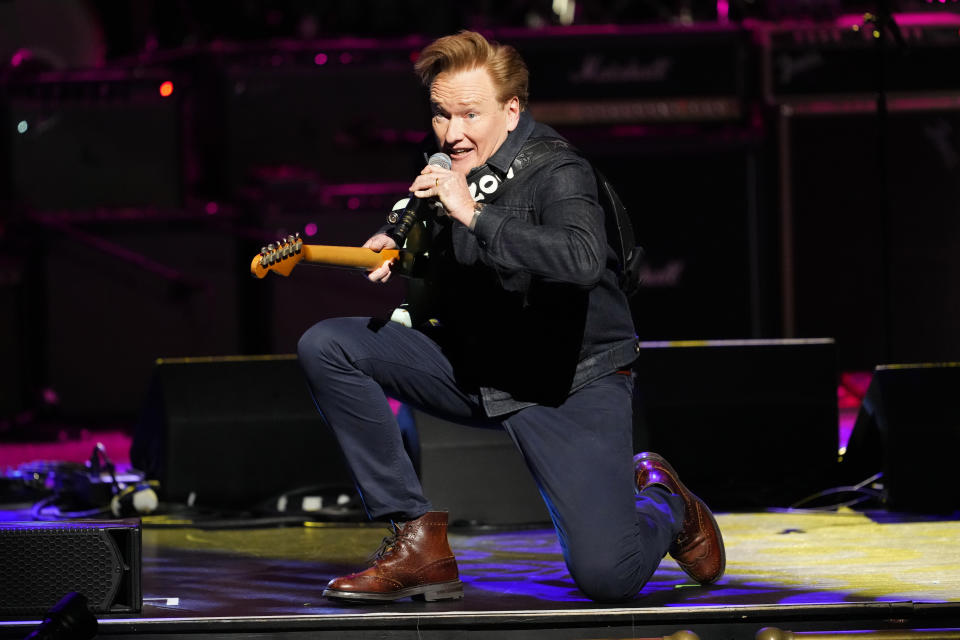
left=297, top=30, right=725, bottom=603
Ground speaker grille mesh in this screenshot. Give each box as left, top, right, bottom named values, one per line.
left=0, top=526, right=123, bottom=615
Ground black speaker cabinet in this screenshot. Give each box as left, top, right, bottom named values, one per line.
left=846, top=362, right=960, bottom=513
left=0, top=520, right=141, bottom=616
left=413, top=410, right=551, bottom=526
left=0, top=257, right=24, bottom=416
left=633, top=338, right=839, bottom=510
left=220, top=43, right=429, bottom=192
left=778, top=96, right=960, bottom=370
left=6, top=72, right=185, bottom=210
left=38, top=215, right=241, bottom=420
left=131, top=355, right=354, bottom=509
left=561, top=125, right=769, bottom=342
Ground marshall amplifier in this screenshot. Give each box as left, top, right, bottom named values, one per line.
left=495, top=24, right=749, bottom=125
left=558, top=124, right=770, bottom=342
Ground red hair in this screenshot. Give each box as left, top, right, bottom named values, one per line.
left=414, top=31, right=529, bottom=110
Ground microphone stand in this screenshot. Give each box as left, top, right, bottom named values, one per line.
left=864, top=0, right=905, bottom=366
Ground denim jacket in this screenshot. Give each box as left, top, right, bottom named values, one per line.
left=403, top=111, right=640, bottom=417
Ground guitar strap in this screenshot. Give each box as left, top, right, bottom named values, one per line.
left=464, top=137, right=571, bottom=204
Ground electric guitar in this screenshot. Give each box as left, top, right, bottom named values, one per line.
left=249, top=233, right=419, bottom=279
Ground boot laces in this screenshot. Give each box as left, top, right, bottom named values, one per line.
left=370, top=521, right=404, bottom=563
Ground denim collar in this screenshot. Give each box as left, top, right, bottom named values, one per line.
left=468, top=110, right=536, bottom=179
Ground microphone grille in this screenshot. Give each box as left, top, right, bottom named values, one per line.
left=428, top=152, right=452, bottom=170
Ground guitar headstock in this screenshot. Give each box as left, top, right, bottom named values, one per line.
left=250, top=233, right=305, bottom=278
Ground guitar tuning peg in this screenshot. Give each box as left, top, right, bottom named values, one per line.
left=260, top=246, right=268, bottom=255
left=267, top=243, right=276, bottom=251
left=294, top=232, right=301, bottom=240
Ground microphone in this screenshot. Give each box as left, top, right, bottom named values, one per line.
left=388, top=152, right=452, bottom=246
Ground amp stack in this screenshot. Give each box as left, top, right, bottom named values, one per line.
left=757, top=15, right=960, bottom=370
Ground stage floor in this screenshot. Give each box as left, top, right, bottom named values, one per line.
left=2, top=396, right=958, bottom=639
left=4, top=508, right=960, bottom=639
left=135, top=509, right=960, bottom=612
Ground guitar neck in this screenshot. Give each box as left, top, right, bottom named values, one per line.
left=250, top=240, right=411, bottom=279
left=301, top=245, right=402, bottom=270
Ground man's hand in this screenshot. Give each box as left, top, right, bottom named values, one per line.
left=362, top=233, right=398, bottom=283
left=409, top=165, right=477, bottom=229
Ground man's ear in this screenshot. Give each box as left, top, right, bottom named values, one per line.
left=505, top=96, right=521, bottom=132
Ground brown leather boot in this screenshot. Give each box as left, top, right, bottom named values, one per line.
left=634, top=452, right=726, bottom=585
left=323, top=511, right=463, bottom=602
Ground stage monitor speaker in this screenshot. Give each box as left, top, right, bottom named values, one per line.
left=845, top=363, right=960, bottom=513
left=0, top=520, right=141, bottom=616
left=412, top=410, right=551, bottom=527
left=633, top=338, right=839, bottom=511
left=131, top=355, right=355, bottom=509
left=779, top=98, right=960, bottom=370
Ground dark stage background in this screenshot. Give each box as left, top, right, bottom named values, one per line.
left=1, top=0, right=959, bottom=436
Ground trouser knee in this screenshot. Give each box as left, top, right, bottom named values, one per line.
left=297, top=317, right=355, bottom=372
left=566, top=554, right=643, bottom=603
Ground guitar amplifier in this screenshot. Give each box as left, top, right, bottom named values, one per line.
left=501, top=24, right=749, bottom=125
left=213, top=38, right=429, bottom=193
left=563, top=124, right=769, bottom=341
left=776, top=95, right=960, bottom=369
left=757, top=15, right=960, bottom=102
left=6, top=69, right=187, bottom=210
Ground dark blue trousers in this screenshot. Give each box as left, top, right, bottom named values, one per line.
left=297, top=316, right=684, bottom=602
